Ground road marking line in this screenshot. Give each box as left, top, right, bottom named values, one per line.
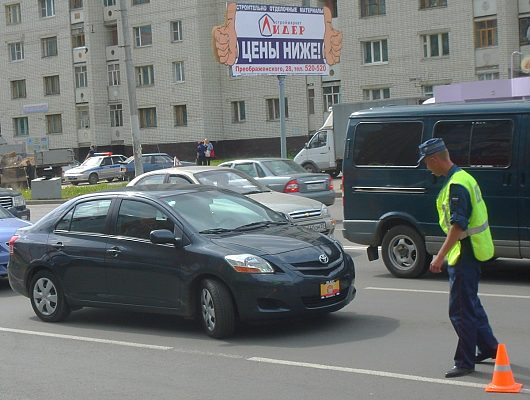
left=0, top=327, right=173, bottom=350
left=365, top=287, right=530, bottom=299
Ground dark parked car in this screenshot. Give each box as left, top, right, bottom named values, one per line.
left=8, top=185, right=355, bottom=338
left=219, top=158, right=335, bottom=206
left=0, top=188, right=30, bottom=220
left=120, top=153, right=175, bottom=181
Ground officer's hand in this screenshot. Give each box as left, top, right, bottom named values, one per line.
left=212, top=3, right=238, bottom=65
left=323, top=6, right=342, bottom=66
left=429, top=255, right=444, bottom=273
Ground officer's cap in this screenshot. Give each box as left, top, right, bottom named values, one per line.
left=418, top=138, right=447, bottom=163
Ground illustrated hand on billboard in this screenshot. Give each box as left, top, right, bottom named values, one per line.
left=323, top=7, right=342, bottom=66
left=212, top=3, right=238, bottom=65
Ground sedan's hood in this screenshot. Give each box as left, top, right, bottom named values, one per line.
left=247, top=191, right=323, bottom=214
left=65, top=166, right=92, bottom=174
left=210, top=226, right=331, bottom=256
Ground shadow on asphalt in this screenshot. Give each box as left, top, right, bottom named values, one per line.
left=0, top=279, right=18, bottom=298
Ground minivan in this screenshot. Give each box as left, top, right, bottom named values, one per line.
left=342, top=100, right=530, bottom=278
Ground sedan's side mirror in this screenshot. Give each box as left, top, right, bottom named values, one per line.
left=304, top=142, right=309, bottom=149
left=150, top=229, right=183, bottom=248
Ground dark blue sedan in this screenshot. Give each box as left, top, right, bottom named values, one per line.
left=8, top=185, right=355, bottom=338
left=120, top=153, right=175, bottom=181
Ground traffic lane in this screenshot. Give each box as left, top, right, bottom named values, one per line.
left=1, top=255, right=529, bottom=389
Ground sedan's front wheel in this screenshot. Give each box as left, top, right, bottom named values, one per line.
left=198, top=279, right=235, bottom=339
left=30, top=271, right=70, bottom=322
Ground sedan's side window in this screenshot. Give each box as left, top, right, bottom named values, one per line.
left=102, top=157, right=112, bottom=166
left=136, top=174, right=167, bottom=185
left=68, top=200, right=112, bottom=233
left=116, top=200, right=174, bottom=240
left=55, top=209, right=74, bottom=231
left=233, top=163, right=257, bottom=177
left=112, top=156, right=124, bottom=164
left=168, top=175, right=192, bottom=184
left=255, top=164, right=266, bottom=177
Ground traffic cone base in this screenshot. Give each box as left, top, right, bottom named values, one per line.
left=484, top=344, right=523, bottom=393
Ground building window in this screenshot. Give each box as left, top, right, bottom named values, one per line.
left=329, top=0, right=338, bottom=18
left=6, top=4, right=21, bottom=25
left=70, top=0, right=83, bottom=9
left=360, top=0, right=385, bottom=17
left=363, top=39, right=388, bottom=64
left=232, top=101, right=246, bottom=123
left=323, top=85, right=340, bottom=110
left=11, top=80, right=26, bottom=99
left=104, top=0, right=116, bottom=6
left=44, top=75, right=60, bottom=95
left=363, top=87, right=390, bottom=100
left=46, top=114, right=62, bottom=134
left=72, top=27, right=85, bottom=48
left=419, top=0, right=446, bottom=9
left=41, top=36, right=58, bottom=57
left=133, top=25, right=152, bottom=47
left=174, top=105, right=188, bottom=127
left=422, top=32, right=449, bottom=57
left=266, top=98, right=289, bottom=121
left=308, top=88, right=315, bottom=115
left=8, top=42, right=24, bottom=61
left=139, top=107, right=157, bottom=128
left=39, top=0, right=55, bottom=17
left=171, top=20, right=183, bottom=42
left=75, top=66, right=88, bottom=88
left=422, top=85, right=433, bottom=98
left=132, top=0, right=149, bottom=4
left=13, top=117, right=29, bottom=136
left=110, top=104, right=123, bottom=127
left=135, top=65, right=154, bottom=86
left=478, top=71, right=499, bottom=80
left=77, top=106, right=90, bottom=129
left=107, top=25, right=118, bottom=46
left=475, top=19, right=497, bottom=48
left=173, top=61, right=185, bottom=82
left=108, top=63, right=121, bottom=86
left=520, top=17, right=530, bottom=45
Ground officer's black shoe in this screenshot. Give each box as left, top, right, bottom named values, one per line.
left=445, top=366, right=474, bottom=378
left=475, top=350, right=497, bottom=363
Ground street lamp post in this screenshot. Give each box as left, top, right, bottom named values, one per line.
left=511, top=51, right=523, bottom=80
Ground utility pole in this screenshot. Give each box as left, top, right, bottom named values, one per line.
left=278, top=75, right=287, bottom=158
left=119, top=0, right=143, bottom=177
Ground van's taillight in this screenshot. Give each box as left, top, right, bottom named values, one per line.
left=8, top=235, right=19, bottom=255
left=328, top=176, right=334, bottom=190
left=284, top=179, right=300, bottom=193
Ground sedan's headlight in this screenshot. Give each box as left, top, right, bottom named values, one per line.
left=225, top=254, right=274, bottom=274
left=321, top=205, right=330, bottom=217
left=13, top=195, right=25, bottom=207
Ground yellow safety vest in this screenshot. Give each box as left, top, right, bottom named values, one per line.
left=436, top=169, right=494, bottom=266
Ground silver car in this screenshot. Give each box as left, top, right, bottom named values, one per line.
left=64, top=154, right=126, bottom=185
left=127, top=166, right=335, bottom=235
left=218, top=158, right=335, bottom=206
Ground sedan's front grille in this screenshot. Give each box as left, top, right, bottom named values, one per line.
left=291, top=255, right=343, bottom=276
left=288, top=208, right=321, bottom=221
left=0, top=197, right=14, bottom=208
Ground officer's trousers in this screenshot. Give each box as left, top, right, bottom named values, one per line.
left=447, top=242, right=498, bottom=369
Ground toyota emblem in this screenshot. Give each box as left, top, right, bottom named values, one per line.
left=319, top=254, right=329, bottom=264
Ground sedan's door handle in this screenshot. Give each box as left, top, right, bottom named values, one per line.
left=106, top=247, right=121, bottom=257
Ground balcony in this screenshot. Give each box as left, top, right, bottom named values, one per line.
left=75, top=88, right=89, bottom=104
left=71, top=9, right=84, bottom=24
left=73, top=47, right=88, bottom=63
left=106, top=45, right=122, bottom=61
left=107, top=86, right=123, bottom=102
left=103, top=5, right=120, bottom=23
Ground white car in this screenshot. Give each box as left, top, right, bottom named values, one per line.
left=127, top=166, right=335, bottom=235
left=64, top=154, right=126, bottom=185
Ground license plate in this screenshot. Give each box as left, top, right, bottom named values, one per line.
left=320, top=280, right=340, bottom=299
left=306, top=183, right=325, bottom=191
left=306, top=222, right=326, bottom=232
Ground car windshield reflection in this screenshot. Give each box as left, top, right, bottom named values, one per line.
left=195, top=170, right=267, bottom=195
left=161, top=190, right=285, bottom=233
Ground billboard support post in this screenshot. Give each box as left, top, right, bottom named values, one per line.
left=278, top=75, right=287, bottom=158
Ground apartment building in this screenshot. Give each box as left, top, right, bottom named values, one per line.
left=0, top=0, right=528, bottom=159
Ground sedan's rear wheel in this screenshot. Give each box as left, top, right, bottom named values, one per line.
left=198, top=279, right=235, bottom=339
left=30, top=271, right=70, bottom=322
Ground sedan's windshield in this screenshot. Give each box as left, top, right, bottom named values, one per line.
left=195, top=170, right=268, bottom=195
left=161, top=190, right=286, bottom=233
left=262, top=159, right=307, bottom=175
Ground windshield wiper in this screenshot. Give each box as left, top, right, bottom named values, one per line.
left=235, top=221, right=287, bottom=231
left=199, top=227, right=234, bottom=234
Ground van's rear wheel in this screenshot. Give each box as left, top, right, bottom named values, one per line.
left=381, top=225, right=430, bottom=278
left=302, top=163, right=318, bottom=173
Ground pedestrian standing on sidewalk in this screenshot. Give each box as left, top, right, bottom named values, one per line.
left=418, top=138, right=498, bottom=378
left=196, top=140, right=206, bottom=166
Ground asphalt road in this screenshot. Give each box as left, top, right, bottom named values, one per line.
left=1, top=201, right=529, bottom=399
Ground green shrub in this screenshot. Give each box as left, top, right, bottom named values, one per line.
left=21, top=181, right=127, bottom=200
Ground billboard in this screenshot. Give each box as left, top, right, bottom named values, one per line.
left=212, top=3, right=342, bottom=76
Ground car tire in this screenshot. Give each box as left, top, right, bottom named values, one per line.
left=302, top=163, right=318, bottom=173
left=29, top=270, right=70, bottom=322
left=329, top=169, right=341, bottom=178
left=71, top=182, right=79, bottom=186
left=381, top=225, right=431, bottom=278
left=198, top=279, right=236, bottom=339
left=88, top=173, right=99, bottom=185
left=107, top=178, right=115, bottom=183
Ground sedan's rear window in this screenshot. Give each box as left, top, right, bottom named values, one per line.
left=262, top=159, right=306, bottom=175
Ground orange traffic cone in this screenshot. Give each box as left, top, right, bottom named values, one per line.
left=485, top=343, right=522, bottom=393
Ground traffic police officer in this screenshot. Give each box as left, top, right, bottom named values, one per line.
left=418, top=138, right=498, bottom=378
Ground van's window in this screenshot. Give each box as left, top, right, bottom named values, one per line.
left=434, top=120, right=513, bottom=167
left=353, top=122, right=423, bottom=166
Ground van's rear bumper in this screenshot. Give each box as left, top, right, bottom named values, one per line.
left=342, top=220, right=378, bottom=245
